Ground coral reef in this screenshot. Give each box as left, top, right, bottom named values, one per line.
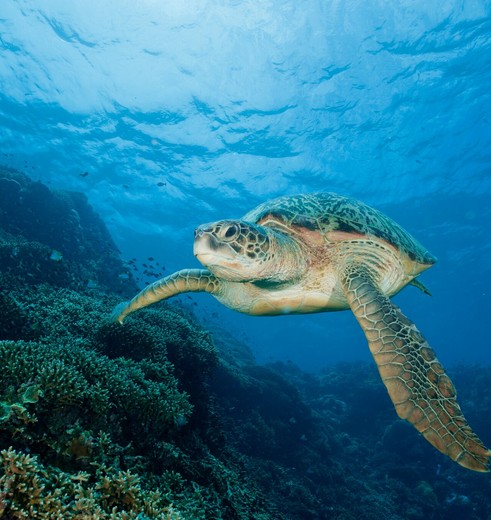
left=0, top=446, right=183, bottom=519
left=0, top=288, right=275, bottom=518
left=267, top=360, right=491, bottom=520
left=0, top=166, right=137, bottom=296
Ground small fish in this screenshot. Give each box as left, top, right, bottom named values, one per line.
left=118, top=273, right=130, bottom=280
left=86, top=279, right=97, bottom=288
left=49, top=250, right=63, bottom=261
left=157, top=182, right=166, bottom=187
left=80, top=171, right=89, bottom=177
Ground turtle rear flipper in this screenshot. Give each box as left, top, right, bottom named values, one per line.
left=341, top=266, right=490, bottom=472
left=410, top=278, right=432, bottom=296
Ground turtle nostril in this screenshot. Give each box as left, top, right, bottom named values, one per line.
left=195, top=224, right=212, bottom=238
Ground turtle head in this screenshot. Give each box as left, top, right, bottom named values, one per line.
left=194, top=220, right=302, bottom=282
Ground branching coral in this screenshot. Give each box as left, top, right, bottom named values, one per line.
left=0, top=339, right=192, bottom=461
left=0, top=291, right=32, bottom=341
left=0, top=281, right=277, bottom=518
left=0, top=446, right=184, bottom=519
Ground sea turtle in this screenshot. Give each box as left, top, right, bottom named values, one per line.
left=112, top=192, right=490, bottom=472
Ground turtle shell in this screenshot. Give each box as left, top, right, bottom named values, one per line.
left=242, top=193, right=436, bottom=266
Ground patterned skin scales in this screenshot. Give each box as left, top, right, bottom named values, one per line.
left=112, top=193, right=490, bottom=472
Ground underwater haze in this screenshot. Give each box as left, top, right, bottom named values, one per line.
left=1, top=0, right=490, bottom=371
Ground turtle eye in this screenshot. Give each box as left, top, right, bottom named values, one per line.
left=223, top=224, right=239, bottom=241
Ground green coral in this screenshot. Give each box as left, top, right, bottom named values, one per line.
left=0, top=339, right=192, bottom=463
left=0, top=291, right=33, bottom=341
left=0, top=282, right=279, bottom=518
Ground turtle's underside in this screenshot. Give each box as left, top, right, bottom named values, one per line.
left=112, top=193, right=490, bottom=472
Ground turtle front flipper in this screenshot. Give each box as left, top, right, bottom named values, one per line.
left=341, top=265, right=491, bottom=472
left=111, top=269, right=221, bottom=324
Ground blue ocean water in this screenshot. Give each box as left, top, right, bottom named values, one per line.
left=0, top=0, right=490, bottom=372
